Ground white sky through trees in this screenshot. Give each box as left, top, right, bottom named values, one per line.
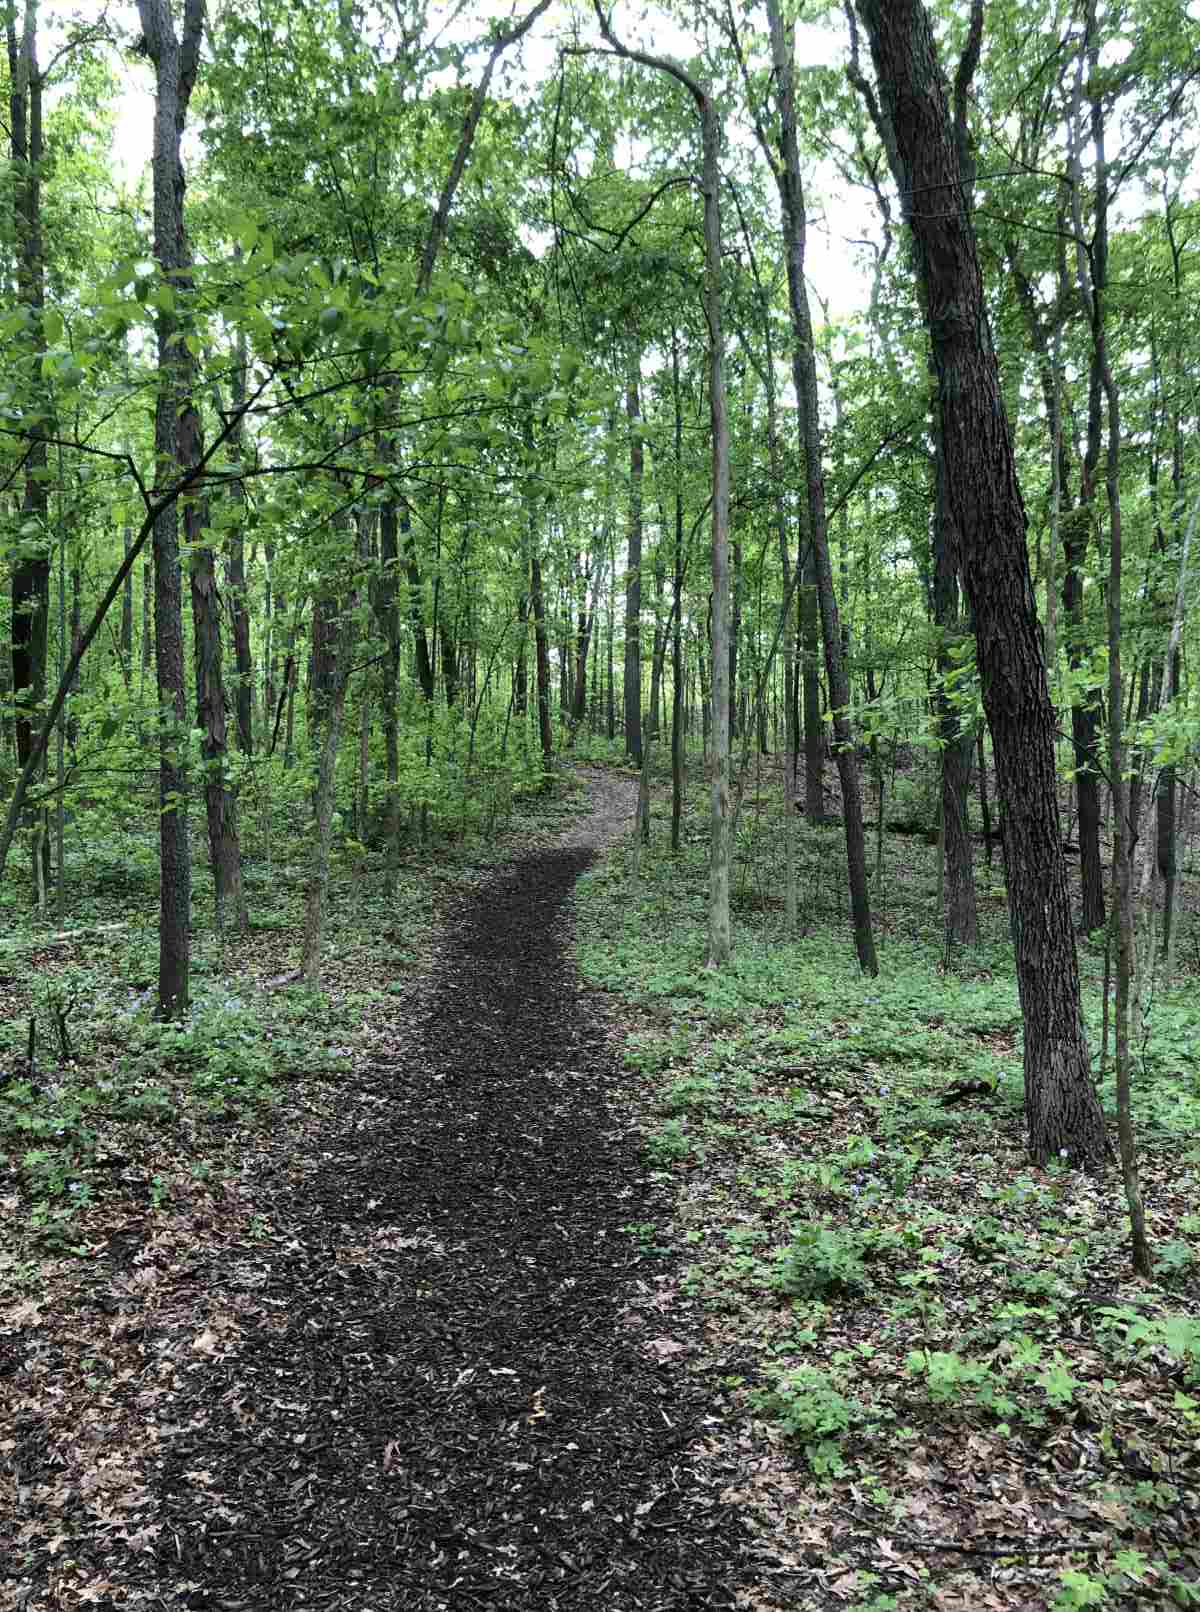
left=106, top=0, right=873, bottom=318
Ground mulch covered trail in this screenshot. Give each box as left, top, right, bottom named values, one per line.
left=148, top=843, right=750, bottom=1609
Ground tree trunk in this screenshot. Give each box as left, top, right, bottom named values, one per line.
left=1008, top=245, right=1105, bottom=935
left=769, top=0, right=876, bottom=974
left=373, top=499, right=402, bottom=886
left=7, top=6, right=51, bottom=905
left=606, top=520, right=616, bottom=741
left=301, top=583, right=357, bottom=985
left=855, top=0, right=1108, bottom=1165
left=624, top=357, right=644, bottom=766
left=120, top=526, right=134, bottom=680
left=646, top=539, right=666, bottom=742
left=185, top=400, right=248, bottom=935
left=530, top=544, right=554, bottom=773
left=514, top=590, right=528, bottom=719
left=933, top=414, right=978, bottom=946
left=800, top=547, right=823, bottom=820
left=225, top=343, right=255, bottom=756
left=263, top=542, right=276, bottom=726
left=138, top=0, right=205, bottom=1020
left=572, top=542, right=602, bottom=729
left=590, top=20, right=732, bottom=963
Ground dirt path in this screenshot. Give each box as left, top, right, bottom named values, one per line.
left=128, top=771, right=749, bottom=1609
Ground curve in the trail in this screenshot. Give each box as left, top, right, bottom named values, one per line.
left=150, top=846, right=748, bottom=1610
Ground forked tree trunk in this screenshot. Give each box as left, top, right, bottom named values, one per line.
left=855, top=0, right=1109, bottom=1166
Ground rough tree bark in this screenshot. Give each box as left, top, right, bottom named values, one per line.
left=854, top=0, right=1109, bottom=1166
left=137, top=0, right=206, bottom=1019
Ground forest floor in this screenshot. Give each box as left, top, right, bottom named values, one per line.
left=2, top=759, right=1200, bottom=1611
left=1, top=768, right=757, bottom=1611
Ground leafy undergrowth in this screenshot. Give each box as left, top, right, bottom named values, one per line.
left=576, top=760, right=1200, bottom=1612
left=0, top=770, right=592, bottom=1259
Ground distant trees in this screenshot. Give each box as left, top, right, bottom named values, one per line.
left=1, top=0, right=1198, bottom=1203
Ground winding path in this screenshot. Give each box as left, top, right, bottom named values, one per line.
left=149, top=777, right=750, bottom=1609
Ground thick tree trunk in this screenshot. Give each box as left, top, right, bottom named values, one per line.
left=856, top=0, right=1108, bottom=1166
left=138, top=0, right=205, bottom=1020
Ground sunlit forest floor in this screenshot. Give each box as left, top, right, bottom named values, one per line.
left=1, top=751, right=1198, bottom=1610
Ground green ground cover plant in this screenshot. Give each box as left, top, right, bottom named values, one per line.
left=576, top=756, right=1200, bottom=1610
left=0, top=771, right=587, bottom=1252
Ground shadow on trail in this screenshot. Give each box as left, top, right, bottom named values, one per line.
left=152, top=848, right=747, bottom=1610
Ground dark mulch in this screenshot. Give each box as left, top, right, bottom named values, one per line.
left=143, top=846, right=750, bottom=1609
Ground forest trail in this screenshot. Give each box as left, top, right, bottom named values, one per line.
left=130, top=770, right=751, bottom=1610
